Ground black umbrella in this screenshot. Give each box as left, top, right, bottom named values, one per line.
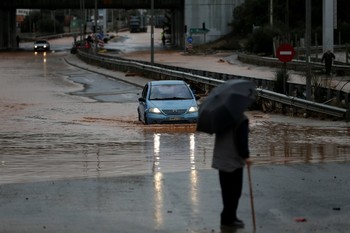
left=196, top=79, right=255, bottom=134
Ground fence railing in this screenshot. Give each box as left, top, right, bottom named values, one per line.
left=257, top=88, right=347, bottom=118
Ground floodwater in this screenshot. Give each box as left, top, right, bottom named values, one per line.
left=0, top=50, right=349, bottom=185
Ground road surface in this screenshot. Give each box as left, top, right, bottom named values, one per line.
left=0, top=32, right=349, bottom=233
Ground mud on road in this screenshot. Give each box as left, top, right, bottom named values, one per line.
left=0, top=51, right=349, bottom=185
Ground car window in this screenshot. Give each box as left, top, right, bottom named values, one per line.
left=142, top=84, right=148, bottom=99
left=149, top=84, right=193, bottom=100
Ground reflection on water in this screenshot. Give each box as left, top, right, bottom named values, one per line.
left=249, top=120, right=350, bottom=164
left=150, top=133, right=200, bottom=230
left=189, top=134, right=196, bottom=170
left=152, top=134, right=161, bottom=173
left=153, top=172, right=163, bottom=229
left=0, top=117, right=349, bottom=184
left=151, top=132, right=199, bottom=173
left=0, top=128, right=212, bottom=184
left=189, top=170, right=199, bottom=211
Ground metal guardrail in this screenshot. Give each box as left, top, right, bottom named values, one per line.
left=77, top=50, right=349, bottom=121
left=79, top=50, right=227, bottom=87
left=256, top=88, right=347, bottom=118
left=238, top=52, right=350, bottom=75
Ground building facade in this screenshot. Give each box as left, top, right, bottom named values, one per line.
left=185, top=0, right=244, bottom=45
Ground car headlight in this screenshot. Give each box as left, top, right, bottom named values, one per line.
left=149, top=108, right=161, bottom=114
left=43, top=45, right=46, bottom=48
left=188, top=106, right=198, bottom=113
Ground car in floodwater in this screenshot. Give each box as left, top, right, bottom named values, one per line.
left=137, top=80, right=199, bottom=124
left=34, top=40, right=50, bottom=52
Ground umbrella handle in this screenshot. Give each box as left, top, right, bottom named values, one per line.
left=247, top=163, right=256, bottom=232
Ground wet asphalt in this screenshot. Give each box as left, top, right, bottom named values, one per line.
left=0, top=163, right=349, bottom=233
left=0, top=54, right=349, bottom=233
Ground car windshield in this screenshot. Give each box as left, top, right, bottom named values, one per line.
left=149, top=84, right=193, bottom=100
left=35, top=41, right=47, bottom=44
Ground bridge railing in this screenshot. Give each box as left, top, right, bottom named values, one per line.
left=77, top=50, right=350, bottom=121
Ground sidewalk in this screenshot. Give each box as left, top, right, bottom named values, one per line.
left=68, top=48, right=350, bottom=93
left=1, top=163, right=349, bottom=233
left=64, top=54, right=150, bottom=88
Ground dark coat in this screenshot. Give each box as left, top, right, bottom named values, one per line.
left=322, top=51, right=335, bottom=65
left=212, top=115, right=249, bottom=172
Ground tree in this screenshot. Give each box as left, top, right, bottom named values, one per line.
left=232, top=0, right=350, bottom=53
left=232, top=0, right=270, bottom=35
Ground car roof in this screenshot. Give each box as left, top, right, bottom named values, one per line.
left=149, top=80, right=187, bottom=86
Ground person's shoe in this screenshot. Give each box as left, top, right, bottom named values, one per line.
left=232, top=218, right=245, bottom=227
left=220, top=218, right=245, bottom=231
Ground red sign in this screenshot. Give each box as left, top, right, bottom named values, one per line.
left=276, top=43, right=295, bottom=63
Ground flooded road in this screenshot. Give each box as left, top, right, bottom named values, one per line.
left=0, top=50, right=349, bottom=185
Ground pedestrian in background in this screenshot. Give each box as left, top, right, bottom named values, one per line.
left=212, top=114, right=251, bottom=230
left=16, top=35, right=20, bottom=48
left=321, top=50, right=335, bottom=75
left=161, top=33, right=166, bottom=46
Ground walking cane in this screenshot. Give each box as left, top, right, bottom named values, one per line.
left=247, top=162, right=256, bottom=232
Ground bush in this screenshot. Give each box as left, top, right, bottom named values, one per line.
left=273, top=67, right=289, bottom=94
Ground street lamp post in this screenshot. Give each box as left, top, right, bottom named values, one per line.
left=270, top=0, right=273, bottom=26
left=305, top=0, right=312, bottom=100
left=80, top=0, right=83, bottom=42
left=150, top=0, right=154, bottom=64
left=94, top=0, right=98, bottom=53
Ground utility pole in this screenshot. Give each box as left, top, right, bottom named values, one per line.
left=94, top=0, right=98, bottom=53
left=323, top=0, right=335, bottom=53
left=285, top=0, right=289, bottom=41
left=80, top=0, right=83, bottom=41
left=305, top=0, right=312, bottom=100
left=82, top=0, right=85, bottom=37
left=150, top=0, right=154, bottom=64
left=270, top=0, right=273, bottom=26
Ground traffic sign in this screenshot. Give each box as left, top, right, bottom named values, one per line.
left=187, top=36, right=193, bottom=43
left=189, top=28, right=209, bottom=34
left=276, top=43, right=295, bottom=63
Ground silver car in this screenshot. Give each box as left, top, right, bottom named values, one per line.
left=34, top=40, right=50, bottom=52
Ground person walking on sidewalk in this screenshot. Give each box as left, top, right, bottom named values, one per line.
left=161, top=33, right=166, bottom=46
left=321, top=50, right=335, bottom=75
left=212, top=114, right=251, bottom=230
left=16, top=35, right=20, bottom=48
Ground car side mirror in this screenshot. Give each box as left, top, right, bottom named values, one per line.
left=195, top=95, right=200, bottom=100
left=138, top=97, right=145, bottom=102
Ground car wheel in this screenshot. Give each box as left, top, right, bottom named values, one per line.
left=137, top=110, right=141, bottom=121
left=144, top=113, right=149, bottom=125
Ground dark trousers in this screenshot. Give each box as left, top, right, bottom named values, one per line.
left=325, top=63, right=332, bottom=75
left=219, top=168, right=243, bottom=225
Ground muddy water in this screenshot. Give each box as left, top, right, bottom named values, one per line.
left=248, top=115, right=350, bottom=164
left=0, top=51, right=349, bottom=184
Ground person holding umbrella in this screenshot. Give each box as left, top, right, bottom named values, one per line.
left=213, top=114, right=251, bottom=229
left=197, top=79, right=255, bottom=230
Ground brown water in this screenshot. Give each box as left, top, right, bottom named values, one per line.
left=0, top=51, right=349, bottom=184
